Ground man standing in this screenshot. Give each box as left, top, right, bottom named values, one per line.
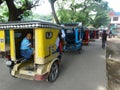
left=20, top=33, right=34, bottom=59
left=56, top=29, right=66, bottom=52
left=102, top=30, right=107, bottom=49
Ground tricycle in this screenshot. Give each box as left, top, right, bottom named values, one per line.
left=63, top=23, right=83, bottom=53
left=82, top=28, right=90, bottom=45
left=0, top=21, right=62, bottom=82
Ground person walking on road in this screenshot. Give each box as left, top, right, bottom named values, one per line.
left=102, top=30, right=107, bottom=49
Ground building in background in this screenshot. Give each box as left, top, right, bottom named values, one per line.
left=109, top=12, right=120, bottom=35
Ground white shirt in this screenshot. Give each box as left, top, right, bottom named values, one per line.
left=55, top=30, right=66, bottom=48
left=61, top=29, right=66, bottom=38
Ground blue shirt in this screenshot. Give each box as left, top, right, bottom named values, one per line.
left=20, top=38, right=31, bottom=50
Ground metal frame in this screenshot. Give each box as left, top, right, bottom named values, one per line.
left=0, top=21, right=61, bottom=30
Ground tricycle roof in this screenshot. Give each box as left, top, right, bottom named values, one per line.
left=0, top=20, right=61, bottom=30
left=62, top=23, right=82, bottom=29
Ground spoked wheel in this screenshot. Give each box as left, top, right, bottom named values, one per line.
left=48, top=62, right=59, bottom=82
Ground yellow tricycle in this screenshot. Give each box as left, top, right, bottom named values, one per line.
left=0, top=21, right=61, bottom=82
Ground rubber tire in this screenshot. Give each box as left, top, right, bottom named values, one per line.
left=78, top=44, right=83, bottom=54
left=48, top=62, right=59, bottom=82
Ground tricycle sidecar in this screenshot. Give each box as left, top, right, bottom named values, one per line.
left=63, top=24, right=83, bottom=53
left=0, top=21, right=61, bottom=82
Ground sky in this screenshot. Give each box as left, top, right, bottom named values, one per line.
left=104, top=0, right=120, bottom=12
left=32, top=0, right=120, bottom=15
left=32, top=1, right=52, bottom=15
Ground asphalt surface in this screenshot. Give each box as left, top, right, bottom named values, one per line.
left=0, top=39, right=106, bottom=90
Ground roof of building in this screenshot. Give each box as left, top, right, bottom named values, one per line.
left=109, top=12, right=120, bottom=16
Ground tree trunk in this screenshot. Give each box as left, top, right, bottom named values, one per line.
left=50, top=2, right=60, bottom=24
left=5, top=0, right=23, bottom=21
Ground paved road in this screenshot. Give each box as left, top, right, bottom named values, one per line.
left=0, top=39, right=106, bottom=90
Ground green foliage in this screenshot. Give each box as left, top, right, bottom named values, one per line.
left=39, top=15, right=52, bottom=21
left=0, top=2, right=8, bottom=22
left=19, top=10, right=32, bottom=20
left=56, top=0, right=111, bottom=28
left=0, top=0, right=42, bottom=21
left=21, top=13, right=53, bottom=21
left=90, top=1, right=111, bottom=28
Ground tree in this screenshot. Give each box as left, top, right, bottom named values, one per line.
left=0, top=2, right=8, bottom=22
left=49, top=0, right=60, bottom=24
left=89, top=1, right=111, bottom=28
left=0, top=0, right=42, bottom=21
left=56, top=0, right=111, bottom=28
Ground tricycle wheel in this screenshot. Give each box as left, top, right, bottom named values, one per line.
left=48, top=61, right=59, bottom=82
left=78, top=45, right=83, bottom=54
left=78, top=49, right=82, bottom=54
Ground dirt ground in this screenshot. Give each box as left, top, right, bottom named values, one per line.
left=106, top=38, right=120, bottom=90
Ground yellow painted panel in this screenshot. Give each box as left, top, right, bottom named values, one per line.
left=10, top=30, right=16, bottom=61
left=0, top=30, right=5, bottom=51
left=35, top=28, right=44, bottom=59
left=35, top=28, right=59, bottom=64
